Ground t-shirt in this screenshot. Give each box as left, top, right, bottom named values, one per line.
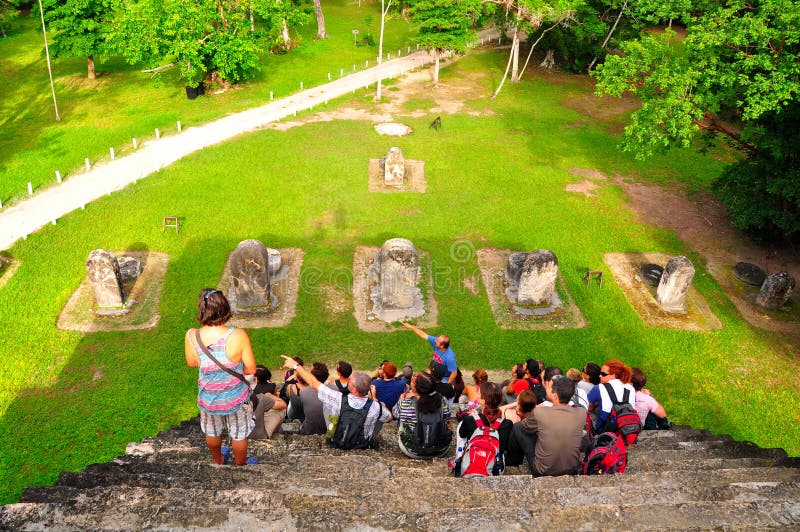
left=297, top=386, right=326, bottom=435
left=372, top=378, right=406, bottom=409
left=427, top=335, right=457, bottom=379
left=317, top=384, right=391, bottom=439
left=392, top=395, right=452, bottom=458
left=520, top=404, right=586, bottom=476
left=634, top=391, right=662, bottom=426
left=511, top=377, right=540, bottom=395
left=587, top=380, right=636, bottom=433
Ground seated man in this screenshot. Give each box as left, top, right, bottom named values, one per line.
left=518, top=377, right=586, bottom=476
left=281, top=356, right=390, bottom=448
left=372, top=362, right=406, bottom=409
left=504, top=389, right=537, bottom=469
left=286, top=362, right=329, bottom=435
left=249, top=390, right=287, bottom=440
left=326, top=360, right=352, bottom=396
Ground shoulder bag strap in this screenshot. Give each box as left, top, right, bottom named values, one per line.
left=194, top=329, right=247, bottom=384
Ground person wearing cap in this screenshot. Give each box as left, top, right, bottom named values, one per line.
left=372, top=362, right=406, bottom=409
left=401, top=322, right=458, bottom=384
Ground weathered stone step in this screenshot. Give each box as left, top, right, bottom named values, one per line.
left=5, top=486, right=800, bottom=530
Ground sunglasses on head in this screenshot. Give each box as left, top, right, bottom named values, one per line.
left=599, top=371, right=610, bottom=377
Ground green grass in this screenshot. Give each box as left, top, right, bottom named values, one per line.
left=0, top=0, right=416, bottom=203
left=1, top=33, right=799, bottom=506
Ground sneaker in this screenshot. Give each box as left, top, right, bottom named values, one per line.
left=220, top=446, right=231, bottom=465
left=246, top=457, right=259, bottom=465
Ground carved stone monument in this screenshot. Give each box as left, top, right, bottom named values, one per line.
left=383, top=147, right=405, bottom=186
left=229, top=239, right=271, bottom=309
left=656, top=256, right=695, bottom=313
left=733, top=262, right=767, bottom=286
left=266, top=248, right=283, bottom=278
left=506, top=250, right=559, bottom=306
left=117, top=256, right=143, bottom=284
left=86, top=249, right=126, bottom=309
left=368, top=238, right=423, bottom=321
left=756, top=272, right=795, bottom=310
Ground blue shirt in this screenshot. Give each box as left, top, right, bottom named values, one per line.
left=372, top=378, right=407, bottom=409
left=427, top=335, right=457, bottom=379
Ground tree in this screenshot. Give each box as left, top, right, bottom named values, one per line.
left=312, top=0, right=326, bottom=39
left=111, top=0, right=306, bottom=87
left=0, top=0, right=18, bottom=38
left=408, top=0, right=479, bottom=84
left=39, top=0, right=114, bottom=79
left=593, top=0, right=800, bottom=239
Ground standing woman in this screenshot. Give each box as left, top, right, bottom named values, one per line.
left=185, top=288, right=257, bottom=466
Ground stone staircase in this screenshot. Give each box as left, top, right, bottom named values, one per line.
left=2, top=418, right=799, bottom=530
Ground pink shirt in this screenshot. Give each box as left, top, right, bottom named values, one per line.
left=634, top=391, right=661, bottom=426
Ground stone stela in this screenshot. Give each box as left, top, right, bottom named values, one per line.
left=228, top=239, right=282, bottom=312
left=85, top=249, right=143, bottom=316
left=505, top=250, right=561, bottom=315
left=756, top=272, right=795, bottom=310
left=656, top=256, right=695, bottom=314
left=382, top=147, right=405, bottom=186
left=368, top=238, right=424, bottom=321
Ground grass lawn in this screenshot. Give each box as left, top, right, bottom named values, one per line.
left=0, top=0, right=415, bottom=204
left=1, top=20, right=799, bottom=506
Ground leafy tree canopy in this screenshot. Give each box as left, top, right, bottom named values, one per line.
left=110, top=0, right=307, bottom=87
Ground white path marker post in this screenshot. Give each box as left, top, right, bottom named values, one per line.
left=177, top=120, right=182, bottom=132
left=55, top=170, right=61, bottom=183
left=110, top=147, right=115, bottom=160
left=327, top=72, right=331, bottom=80
left=300, top=81, right=303, bottom=89
left=84, top=158, right=90, bottom=171
left=155, top=128, right=160, bottom=139
left=132, top=137, right=138, bottom=149
left=270, top=91, right=273, bottom=100
left=27, top=182, right=33, bottom=195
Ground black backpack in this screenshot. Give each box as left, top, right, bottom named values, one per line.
left=402, top=398, right=452, bottom=456
left=602, top=383, right=641, bottom=445
left=335, top=380, right=350, bottom=396
left=328, top=398, right=373, bottom=450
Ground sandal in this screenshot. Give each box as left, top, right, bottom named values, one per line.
left=220, top=446, right=231, bottom=465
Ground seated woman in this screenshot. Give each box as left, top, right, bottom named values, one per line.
left=393, top=371, right=452, bottom=458
left=586, top=359, right=636, bottom=434
left=631, top=367, right=672, bottom=430
left=458, top=369, right=487, bottom=418
left=452, top=382, right=513, bottom=476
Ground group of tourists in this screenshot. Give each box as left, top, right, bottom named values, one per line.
left=185, top=288, right=671, bottom=475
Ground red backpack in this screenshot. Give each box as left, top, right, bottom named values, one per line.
left=602, top=383, right=641, bottom=445
left=456, top=414, right=503, bottom=478
left=583, top=432, right=628, bottom=475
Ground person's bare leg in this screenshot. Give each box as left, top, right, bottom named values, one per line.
left=231, top=437, right=248, bottom=466
left=206, top=435, right=224, bottom=464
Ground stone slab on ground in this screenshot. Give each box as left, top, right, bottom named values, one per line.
left=57, top=251, right=168, bottom=332
left=604, top=252, right=722, bottom=331
left=476, top=248, right=586, bottom=330
left=217, top=248, right=303, bottom=328
left=352, top=246, right=438, bottom=332
left=368, top=158, right=427, bottom=193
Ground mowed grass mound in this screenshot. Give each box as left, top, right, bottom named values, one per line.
left=0, top=52, right=798, bottom=504
left=0, top=0, right=414, bottom=204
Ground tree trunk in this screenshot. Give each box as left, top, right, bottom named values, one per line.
left=87, top=55, right=95, bottom=79
left=281, top=19, right=291, bottom=50
left=539, top=49, right=555, bottom=68
left=313, top=0, right=327, bottom=39
left=433, top=48, right=440, bottom=84
left=510, top=29, right=520, bottom=83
